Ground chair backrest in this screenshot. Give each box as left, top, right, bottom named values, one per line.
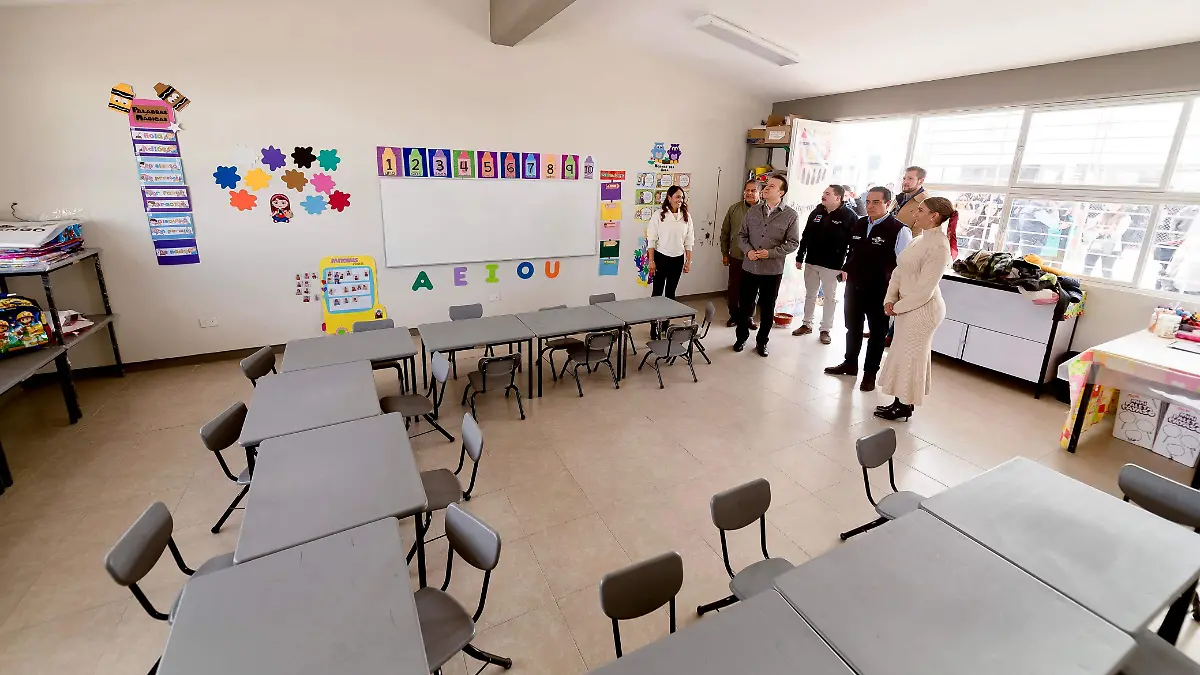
left=589, top=293, right=616, bottom=305
left=478, top=354, right=520, bottom=391
left=1119, top=464, right=1200, bottom=529
left=699, top=302, right=715, bottom=337
left=665, top=324, right=698, bottom=355
left=585, top=331, right=616, bottom=355
left=430, top=352, right=451, bottom=385
left=462, top=412, right=484, bottom=463
left=200, top=402, right=248, bottom=453
left=600, top=551, right=684, bottom=658
left=240, top=346, right=276, bottom=384
left=352, top=318, right=394, bottom=332
left=443, top=503, right=502, bottom=622
left=449, top=303, right=483, bottom=321
left=105, top=502, right=173, bottom=587
left=540, top=304, right=567, bottom=311
left=600, top=551, right=684, bottom=621
left=856, top=428, right=898, bottom=469
left=710, top=478, right=771, bottom=531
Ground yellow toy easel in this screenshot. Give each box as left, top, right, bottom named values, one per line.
left=319, top=255, right=387, bottom=334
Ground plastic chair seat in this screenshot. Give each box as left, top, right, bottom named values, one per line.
left=414, top=587, right=477, bottom=670
left=1122, top=629, right=1200, bottom=675
left=381, top=394, right=434, bottom=417
left=876, top=491, right=923, bottom=520
left=729, top=557, right=794, bottom=600
left=564, top=346, right=608, bottom=365
left=236, top=468, right=251, bottom=486
left=168, top=552, right=235, bottom=622
left=646, top=339, right=689, bottom=358
left=421, top=469, right=464, bottom=512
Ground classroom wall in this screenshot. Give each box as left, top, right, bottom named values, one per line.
left=0, top=0, right=768, bottom=364
left=771, top=42, right=1200, bottom=351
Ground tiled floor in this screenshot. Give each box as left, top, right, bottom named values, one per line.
left=2, top=298, right=1199, bottom=674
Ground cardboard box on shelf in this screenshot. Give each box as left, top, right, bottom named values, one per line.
left=1112, top=391, right=1163, bottom=450
left=748, top=125, right=792, bottom=144
left=1151, top=403, right=1200, bottom=467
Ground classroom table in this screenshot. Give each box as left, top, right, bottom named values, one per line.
left=596, top=297, right=696, bottom=377
left=238, top=360, right=381, bottom=450
left=280, top=326, right=419, bottom=392
left=417, top=314, right=535, bottom=394
left=773, top=511, right=1135, bottom=675
left=515, top=305, right=625, bottom=396
left=590, top=591, right=853, bottom=675
left=920, top=457, right=1200, bottom=636
left=233, top=413, right=426, bottom=563
left=158, top=519, right=429, bottom=675
left=1060, top=330, right=1200, bottom=460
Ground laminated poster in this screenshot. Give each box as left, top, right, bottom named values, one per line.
left=522, top=153, right=540, bottom=179
left=502, top=152, right=521, bottom=179
left=599, top=258, right=619, bottom=276
left=600, top=181, right=622, bottom=202
left=128, top=100, right=199, bottom=265
left=453, top=150, right=476, bottom=179
left=319, top=255, right=387, bottom=334
left=600, top=240, right=620, bottom=259
left=562, top=155, right=579, bottom=180
left=429, top=149, right=451, bottom=178
left=600, top=202, right=622, bottom=221
left=477, top=151, right=498, bottom=179
left=601, top=221, right=621, bottom=239
left=636, top=172, right=656, bottom=189
left=541, top=153, right=559, bottom=180
left=635, top=189, right=655, bottom=205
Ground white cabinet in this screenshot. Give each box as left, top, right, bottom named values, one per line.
left=935, top=275, right=1078, bottom=397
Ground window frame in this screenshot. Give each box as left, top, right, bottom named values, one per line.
left=826, top=91, right=1200, bottom=299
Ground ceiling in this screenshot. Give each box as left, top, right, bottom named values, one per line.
left=545, top=0, right=1200, bottom=100
left=4, top=0, right=1199, bottom=101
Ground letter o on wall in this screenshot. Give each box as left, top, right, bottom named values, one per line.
left=517, top=261, right=534, bottom=279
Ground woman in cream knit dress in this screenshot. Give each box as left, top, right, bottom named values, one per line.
left=875, top=197, right=958, bottom=421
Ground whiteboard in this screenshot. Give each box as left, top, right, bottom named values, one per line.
left=380, top=178, right=599, bottom=267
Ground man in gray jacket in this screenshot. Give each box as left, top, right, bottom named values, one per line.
left=735, top=174, right=800, bottom=357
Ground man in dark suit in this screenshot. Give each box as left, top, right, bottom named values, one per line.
left=824, top=186, right=912, bottom=391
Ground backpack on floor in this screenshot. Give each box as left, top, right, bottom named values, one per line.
left=0, top=294, right=50, bottom=357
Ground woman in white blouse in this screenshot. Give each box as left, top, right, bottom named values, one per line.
left=647, top=185, right=694, bottom=301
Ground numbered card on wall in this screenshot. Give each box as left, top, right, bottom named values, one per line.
left=561, top=154, right=579, bottom=180
left=453, top=150, right=476, bottom=178
left=429, top=149, right=451, bottom=178
left=582, top=156, right=595, bottom=179
left=403, top=147, right=428, bottom=177
left=501, top=152, right=521, bottom=179
left=541, top=153, right=559, bottom=180
left=522, top=152, right=540, bottom=179
left=477, top=151, right=498, bottom=179
left=377, top=146, right=400, bottom=176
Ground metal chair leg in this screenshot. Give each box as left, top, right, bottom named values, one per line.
left=513, top=387, right=525, bottom=420
left=548, top=351, right=558, bottom=381
left=637, top=352, right=651, bottom=371
left=1193, top=590, right=1200, bottom=622
left=424, top=414, right=456, bottom=442
left=696, top=340, right=712, bottom=364
left=572, top=364, right=584, bottom=397
left=697, top=594, right=739, bottom=616
left=653, top=357, right=665, bottom=389
left=212, top=484, right=249, bottom=534
left=839, top=516, right=888, bottom=541
left=604, top=360, right=619, bottom=389
left=686, top=354, right=698, bottom=383
left=463, top=644, right=513, bottom=670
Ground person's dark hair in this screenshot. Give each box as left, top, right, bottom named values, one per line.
left=660, top=185, right=689, bottom=222
left=868, top=185, right=892, bottom=203
left=744, top=179, right=760, bottom=190
left=768, top=173, right=788, bottom=196
left=905, top=165, right=927, bottom=181
left=841, top=184, right=853, bottom=194
left=923, top=196, right=954, bottom=224
left=827, top=184, right=846, bottom=203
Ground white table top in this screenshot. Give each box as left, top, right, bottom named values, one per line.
left=515, top=305, right=624, bottom=338
left=234, top=414, right=427, bottom=564
left=280, top=327, right=418, bottom=372
left=921, top=457, right=1200, bottom=634
left=591, top=591, right=852, bottom=675
left=159, top=519, right=428, bottom=675
left=596, top=297, right=696, bottom=325
left=774, top=511, right=1134, bottom=675
left=417, top=314, right=535, bottom=353
left=238, top=361, right=381, bottom=447
left=1091, top=330, right=1200, bottom=376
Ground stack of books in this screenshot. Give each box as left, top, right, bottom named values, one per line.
left=0, top=220, right=84, bottom=271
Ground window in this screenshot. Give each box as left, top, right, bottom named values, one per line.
left=1004, top=199, right=1151, bottom=282
left=912, top=110, right=1024, bottom=186
left=1141, top=203, right=1200, bottom=293
left=1019, top=101, right=1184, bottom=187
left=828, top=118, right=912, bottom=196
left=938, top=191, right=1007, bottom=253
left=1171, top=102, right=1200, bottom=192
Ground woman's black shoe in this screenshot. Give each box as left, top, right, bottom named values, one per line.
left=874, top=402, right=914, bottom=421
left=876, top=397, right=901, bottom=413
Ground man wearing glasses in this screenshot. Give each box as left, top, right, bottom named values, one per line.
left=824, top=186, right=912, bottom=391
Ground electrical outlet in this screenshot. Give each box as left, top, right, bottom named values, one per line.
left=488, top=292, right=500, bottom=302
left=199, top=317, right=219, bottom=328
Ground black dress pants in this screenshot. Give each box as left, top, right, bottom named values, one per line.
left=735, top=271, right=782, bottom=347
left=843, top=284, right=889, bottom=373
left=652, top=251, right=684, bottom=299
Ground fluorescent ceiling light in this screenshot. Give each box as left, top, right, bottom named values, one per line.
left=693, top=14, right=799, bottom=67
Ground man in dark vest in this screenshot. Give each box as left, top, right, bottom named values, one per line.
left=824, top=186, right=912, bottom=391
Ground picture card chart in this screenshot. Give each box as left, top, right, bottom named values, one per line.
left=129, top=99, right=200, bottom=265
left=598, top=170, right=624, bottom=276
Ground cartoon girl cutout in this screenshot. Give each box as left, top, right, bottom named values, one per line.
left=270, top=194, right=293, bottom=223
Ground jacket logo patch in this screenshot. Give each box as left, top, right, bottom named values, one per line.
left=871, top=236, right=885, bottom=245
left=852, top=235, right=862, bottom=240
left=813, top=215, right=822, bottom=222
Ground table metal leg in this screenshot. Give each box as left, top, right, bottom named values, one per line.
left=1066, top=363, right=1097, bottom=454
left=415, top=513, right=428, bottom=589
left=421, top=342, right=428, bottom=390
left=408, top=355, right=418, bottom=396
left=54, top=353, right=81, bottom=423
left=245, top=446, right=257, bottom=477
left=1157, top=579, right=1197, bottom=645
left=527, top=339, right=534, bottom=395
left=616, top=329, right=624, bottom=382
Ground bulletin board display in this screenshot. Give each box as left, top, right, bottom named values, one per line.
left=380, top=177, right=599, bottom=267
left=319, top=255, right=387, bottom=334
